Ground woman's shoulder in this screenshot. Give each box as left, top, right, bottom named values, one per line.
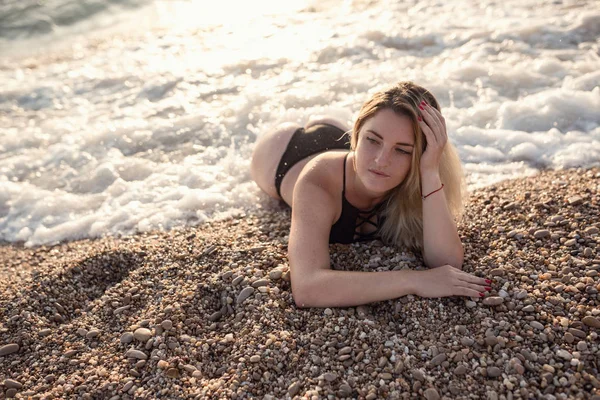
left=296, top=151, right=347, bottom=198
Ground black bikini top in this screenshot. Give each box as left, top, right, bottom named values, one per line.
left=329, top=153, right=385, bottom=244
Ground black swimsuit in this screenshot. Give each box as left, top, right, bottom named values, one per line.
left=274, top=124, right=384, bottom=244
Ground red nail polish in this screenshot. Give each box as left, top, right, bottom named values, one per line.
left=418, top=105, right=424, bottom=110
left=479, top=292, right=484, bottom=297
left=485, top=286, right=491, bottom=291
left=485, top=279, right=492, bottom=284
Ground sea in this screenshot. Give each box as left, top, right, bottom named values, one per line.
left=0, top=0, right=599, bottom=246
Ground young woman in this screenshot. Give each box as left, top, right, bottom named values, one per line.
left=251, top=81, right=492, bottom=308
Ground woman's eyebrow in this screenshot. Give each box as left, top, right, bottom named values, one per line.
left=366, top=130, right=414, bottom=147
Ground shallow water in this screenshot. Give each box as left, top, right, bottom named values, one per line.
left=0, top=0, right=599, bottom=246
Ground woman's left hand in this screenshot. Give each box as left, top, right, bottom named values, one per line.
left=418, top=101, right=447, bottom=174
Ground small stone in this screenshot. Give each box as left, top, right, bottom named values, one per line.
left=166, top=368, right=179, bottom=378
left=125, top=349, right=148, bottom=360
left=288, top=382, right=301, bottom=396
left=250, top=355, right=261, bottom=363
left=565, top=239, right=577, bottom=246
left=120, top=332, right=134, bottom=344
left=86, top=329, right=100, bottom=339
left=534, top=230, right=550, bottom=239
left=522, top=305, right=535, bottom=312
left=461, top=337, right=474, bottom=346
left=543, top=364, right=555, bottom=373
left=569, top=328, right=587, bottom=338
left=339, top=384, right=352, bottom=396
left=324, top=308, right=333, bottom=316
left=6, top=389, right=18, bottom=398
left=77, top=328, right=88, bottom=337
left=584, top=248, right=594, bottom=257
left=483, top=297, right=504, bottom=306
left=515, top=290, right=528, bottom=299
left=582, top=316, right=600, bottom=328
left=161, top=320, right=173, bottom=330
left=465, top=300, right=476, bottom=308
left=454, top=365, right=467, bottom=375
left=487, top=366, right=502, bottom=378
left=157, top=360, right=169, bottom=369
left=430, top=353, right=446, bottom=366
left=320, top=372, right=337, bottom=382
left=269, top=267, right=284, bottom=280
left=380, top=372, right=392, bottom=380
left=455, top=325, right=467, bottom=334
left=577, top=341, right=588, bottom=351
left=556, top=349, right=572, bottom=360
left=530, top=321, right=544, bottom=330
left=251, top=279, right=269, bottom=288
left=236, top=287, right=254, bottom=304
left=39, top=329, right=52, bottom=337
left=423, top=388, right=440, bottom=400
left=3, top=379, right=22, bottom=389
left=564, top=332, right=575, bottom=343
left=0, top=344, right=19, bottom=357
left=412, top=369, right=425, bottom=381
left=134, top=328, right=152, bottom=342
left=209, top=311, right=222, bottom=322
left=490, top=268, right=504, bottom=276
left=123, top=381, right=134, bottom=392
left=567, top=196, right=583, bottom=205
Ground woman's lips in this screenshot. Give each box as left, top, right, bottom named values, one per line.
left=369, top=169, right=390, bottom=178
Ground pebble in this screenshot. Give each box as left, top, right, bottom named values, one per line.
left=6, top=389, right=17, bottom=398
left=0, top=344, right=19, bottom=357
left=582, top=316, right=600, bottom=328
left=236, top=287, right=255, bottom=304
left=134, top=328, right=152, bottom=342
left=577, top=341, right=588, bottom=351
left=250, top=355, right=261, bottom=363
left=515, top=290, right=528, bottom=299
left=161, top=320, right=173, bottom=330
left=76, top=328, right=88, bottom=337
left=522, top=305, right=535, bottom=312
left=565, top=239, right=577, bottom=246
left=251, top=279, right=269, bottom=288
left=530, top=321, right=544, bottom=330
left=461, top=337, right=474, bottom=346
left=431, top=354, right=446, bottom=366
left=125, top=349, right=148, bottom=360
left=423, top=388, right=440, bottom=400
left=288, top=382, right=301, bottom=396
left=269, top=267, right=284, bottom=280
left=339, top=384, right=352, bottom=396
left=39, top=329, right=52, bottom=337
left=454, top=365, right=467, bottom=375
left=487, top=366, right=502, bottom=378
left=483, top=297, right=504, bottom=306
left=157, top=360, right=169, bottom=369
left=569, top=328, right=587, bottom=338
left=120, top=332, right=134, bottom=344
left=465, top=300, right=476, bottom=308
left=556, top=349, right=572, bottom=360
left=534, top=230, right=550, bottom=239
left=123, top=381, right=134, bottom=392
left=86, top=329, right=100, bottom=339
left=4, top=379, right=22, bottom=389
left=412, top=369, right=425, bottom=381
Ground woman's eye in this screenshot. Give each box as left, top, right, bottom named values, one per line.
left=366, top=137, right=378, bottom=144
left=396, top=148, right=411, bottom=155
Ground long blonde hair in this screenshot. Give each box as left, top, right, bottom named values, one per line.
left=350, top=81, right=466, bottom=251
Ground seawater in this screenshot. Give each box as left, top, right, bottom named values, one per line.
left=0, top=0, right=599, bottom=246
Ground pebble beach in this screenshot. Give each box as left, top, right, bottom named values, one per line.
left=1, top=167, right=600, bottom=399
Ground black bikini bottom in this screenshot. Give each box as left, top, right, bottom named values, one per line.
left=274, top=123, right=350, bottom=198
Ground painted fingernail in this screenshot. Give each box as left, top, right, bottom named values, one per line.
left=485, top=286, right=491, bottom=291
left=418, top=105, right=424, bottom=110
left=479, top=292, right=485, bottom=297
left=485, top=279, right=492, bottom=284
left=418, top=116, right=422, bottom=121
left=422, top=101, right=427, bottom=106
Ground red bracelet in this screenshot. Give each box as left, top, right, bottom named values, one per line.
left=422, top=184, right=444, bottom=200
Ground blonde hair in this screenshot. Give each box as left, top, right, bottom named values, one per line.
left=350, top=81, right=466, bottom=251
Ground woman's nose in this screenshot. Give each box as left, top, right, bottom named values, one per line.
left=375, top=149, right=390, bottom=165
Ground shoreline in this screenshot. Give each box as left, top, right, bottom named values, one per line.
left=1, top=167, right=599, bottom=399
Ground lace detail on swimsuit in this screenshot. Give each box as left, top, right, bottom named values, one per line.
left=353, top=205, right=382, bottom=241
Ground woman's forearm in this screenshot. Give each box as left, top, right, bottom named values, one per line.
left=293, top=269, right=417, bottom=308
left=420, top=170, right=464, bottom=268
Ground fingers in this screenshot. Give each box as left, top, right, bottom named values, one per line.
left=418, top=102, right=447, bottom=145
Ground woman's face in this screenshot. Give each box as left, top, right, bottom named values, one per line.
left=354, top=109, right=415, bottom=196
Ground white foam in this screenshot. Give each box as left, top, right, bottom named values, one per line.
left=1, top=0, right=599, bottom=246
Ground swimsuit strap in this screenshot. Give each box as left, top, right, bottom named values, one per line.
left=342, top=153, right=348, bottom=195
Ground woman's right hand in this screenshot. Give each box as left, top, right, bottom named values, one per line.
left=412, top=265, right=491, bottom=298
